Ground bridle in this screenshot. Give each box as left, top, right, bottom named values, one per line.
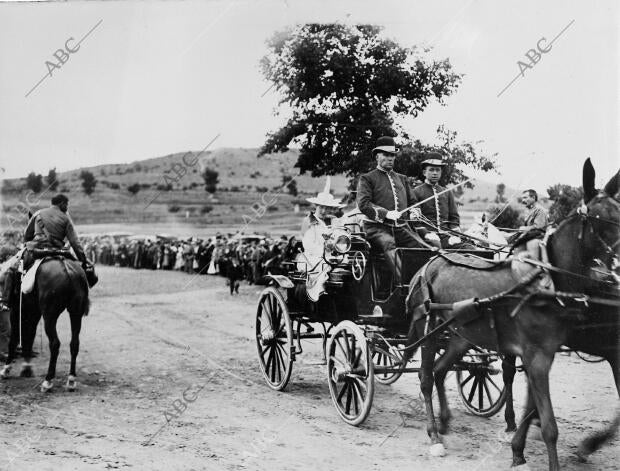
left=577, top=196, right=620, bottom=267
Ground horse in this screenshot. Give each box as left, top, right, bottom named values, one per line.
left=0, top=256, right=90, bottom=392
left=403, top=160, right=619, bottom=470
left=499, top=161, right=620, bottom=462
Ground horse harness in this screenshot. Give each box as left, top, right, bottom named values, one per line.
left=402, top=213, right=620, bottom=354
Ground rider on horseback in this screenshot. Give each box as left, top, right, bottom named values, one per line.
left=0, top=194, right=88, bottom=311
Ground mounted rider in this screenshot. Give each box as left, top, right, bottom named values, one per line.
left=0, top=194, right=89, bottom=311
left=412, top=154, right=465, bottom=249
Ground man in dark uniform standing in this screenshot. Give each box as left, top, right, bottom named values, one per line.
left=412, top=154, right=464, bottom=249
left=357, top=136, right=427, bottom=280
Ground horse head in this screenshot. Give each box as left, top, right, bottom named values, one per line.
left=579, top=159, right=620, bottom=283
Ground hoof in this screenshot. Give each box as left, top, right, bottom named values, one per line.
left=0, top=365, right=12, bottom=379
left=512, top=464, right=531, bottom=470
left=66, top=375, right=77, bottom=391
left=505, top=424, right=517, bottom=433
left=20, top=364, right=33, bottom=378
left=40, top=380, right=54, bottom=393
left=438, top=423, right=450, bottom=435
left=429, top=443, right=446, bottom=457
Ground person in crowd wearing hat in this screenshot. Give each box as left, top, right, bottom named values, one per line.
left=412, top=153, right=464, bottom=249
left=356, top=136, right=427, bottom=281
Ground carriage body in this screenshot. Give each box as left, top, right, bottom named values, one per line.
left=255, top=224, right=507, bottom=425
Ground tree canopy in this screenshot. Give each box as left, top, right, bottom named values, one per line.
left=547, top=184, right=583, bottom=222
left=260, top=24, right=495, bottom=184
left=79, top=170, right=97, bottom=196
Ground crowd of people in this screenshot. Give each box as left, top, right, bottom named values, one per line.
left=82, top=234, right=292, bottom=293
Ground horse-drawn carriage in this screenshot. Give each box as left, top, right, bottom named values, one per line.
left=254, top=223, right=507, bottom=425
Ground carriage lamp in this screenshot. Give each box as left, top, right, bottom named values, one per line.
left=325, top=228, right=352, bottom=254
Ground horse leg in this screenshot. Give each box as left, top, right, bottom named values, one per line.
left=420, top=332, right=445, bottom=456
left=41, top=313, right=61, bottom=392
left=503, top=354, right=517, bottom=432
left=66, top=313, right=82, bottom=391
left=522, top=352, right=560, bottom=471
left=19, top=303, right=41, bottom=378
left=576, top=356, right=620, bottom=460
left=511, top=384, right=537, bottom=469
left=434, top=337, right=469, bottom=434
left=0, top=306, right=20, bottom=378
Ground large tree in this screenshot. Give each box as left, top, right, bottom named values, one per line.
left=259, top=24, right=467, bottom=182
left=392, top=125, right=497, bottom=189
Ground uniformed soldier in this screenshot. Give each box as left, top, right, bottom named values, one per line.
left=356, top=136, right=427, bottom=280
left=0, top=194, right=88, bottom=311
left=412, top=154, right=464, bottom=249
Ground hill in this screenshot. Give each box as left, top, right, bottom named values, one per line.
left=1, top=147, right=519, bottom=236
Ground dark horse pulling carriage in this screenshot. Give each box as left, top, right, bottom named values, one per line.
left=254, top=222, right=508, bottom=425
left=255, top=160, right=620, bottom=471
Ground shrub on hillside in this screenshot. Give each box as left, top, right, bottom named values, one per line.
left=128, top=183, right=141, bottom=195
left=547, top=184, right=582, bottom=223
left=79, top=170, right=97, bottom=196
left=168, top=205, right=181, bottom=213
left=156, top=183, right=173, bottom=191
left=26, top=172, right=43, bottom=193
left=108, top=182, right=120, bottom=190
left=486, top=204, right=522, bottom=229
left=200, top=205, right=213, bottom=214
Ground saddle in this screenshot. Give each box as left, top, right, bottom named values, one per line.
left=436, top=252, right=503, bottom=270
left=20, top=249, right=98, bottom=293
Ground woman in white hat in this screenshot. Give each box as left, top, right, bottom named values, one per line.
left=300, top=177, right=344, bottom=255
left=298, top=177, right=345, bottom=301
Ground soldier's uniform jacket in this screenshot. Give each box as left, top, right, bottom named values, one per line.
left=357, top=168, right=417, bottom=227
left=411, top=182, right=460, bottom=232
left=24, top=206, right=87, bottom=262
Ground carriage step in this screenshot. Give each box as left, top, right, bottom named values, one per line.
left=358, top=314, right=393, bottom=320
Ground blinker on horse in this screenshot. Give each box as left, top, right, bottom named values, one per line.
left=403, top=159, right=620, bottom=471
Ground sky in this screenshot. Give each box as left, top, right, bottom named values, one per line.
left=0, top=0, right=617, bottom=193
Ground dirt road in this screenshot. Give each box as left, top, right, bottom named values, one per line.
left=0, top=266, right=617, bottom=470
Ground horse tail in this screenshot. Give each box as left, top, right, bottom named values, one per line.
left=62, top=260, right=90, bottom=317
left=577, top=408, right=620, bottom=458
left=399, top=260, right=435, bottom=371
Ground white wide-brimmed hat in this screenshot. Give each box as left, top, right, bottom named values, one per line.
left=306, top=177, right=345, bottom=208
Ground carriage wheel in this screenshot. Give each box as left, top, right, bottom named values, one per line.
left=256, top=287, right=294, bottom=391
left=327, top=321, right=374, bottom=426
left=372, top=345, right=403, bottom=385
left=456, top=351, right=506, bottom=417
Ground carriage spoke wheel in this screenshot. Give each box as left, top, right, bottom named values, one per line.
left=327, top=321, right=374, bottom=426
left=372, top=345, right=403, bottom=385
left=256, top=287, right=293, bottom=391
left=456, top=351, right=506, bottom=417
